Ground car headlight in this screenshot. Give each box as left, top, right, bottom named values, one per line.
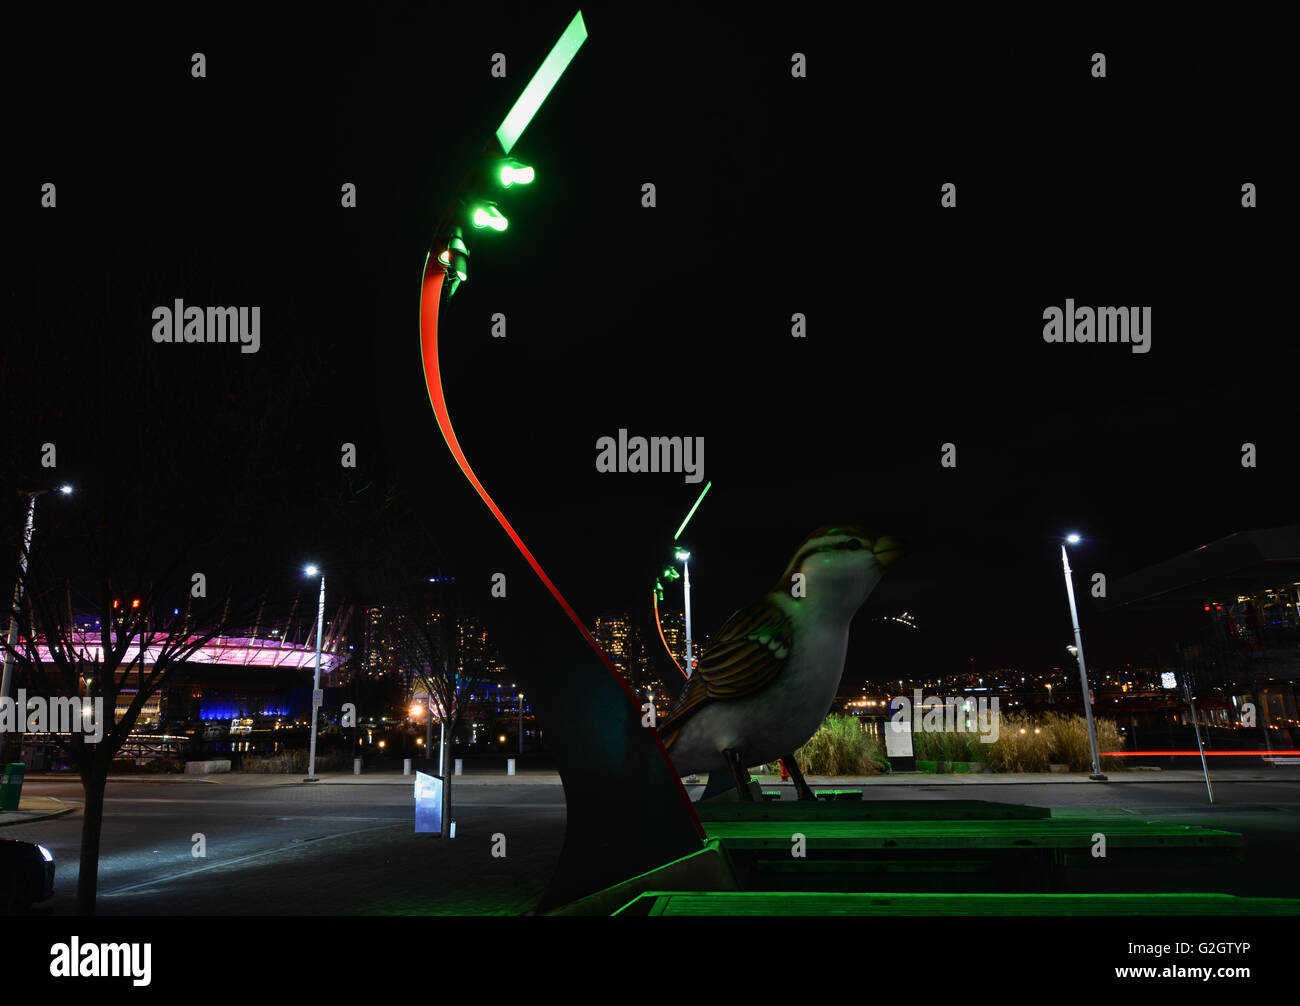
left=38, top=845, right=53, bottom=862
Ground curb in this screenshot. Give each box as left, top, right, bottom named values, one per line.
left=0, top=798, right=77, bottom=828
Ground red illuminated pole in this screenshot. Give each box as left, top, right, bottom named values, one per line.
left=417, top=264, right=702, bottom=835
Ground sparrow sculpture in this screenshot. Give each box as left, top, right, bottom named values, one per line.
left=660, top=525, right=902, bottom=800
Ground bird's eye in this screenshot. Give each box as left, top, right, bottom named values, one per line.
left=847, top=539, right=861, bottom=550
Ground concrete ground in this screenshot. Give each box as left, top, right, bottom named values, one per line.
left=3, top=766, right=1297, bottom=913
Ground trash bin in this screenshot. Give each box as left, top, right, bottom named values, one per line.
left=0, top=762, right=25, bottom=811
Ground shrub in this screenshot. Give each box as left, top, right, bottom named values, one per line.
left=986, top=712, right=1123, bottom=772
left=109, top=757, right=184, bottom=774
left=781, top=715, right=888, bottom=775
left=912, top=728, right=986, bottom=764
left=987, top=713, right=1050, bottom=773
left=1041, top=712, right=1124, bottom=772
left=238, top=749, right=351, bottom=773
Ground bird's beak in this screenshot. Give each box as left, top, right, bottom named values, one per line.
left=872, top=535, right=904, bottom=567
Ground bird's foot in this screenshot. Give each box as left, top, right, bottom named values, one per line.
left=724, top=749, right=756, bottom=801
left=782, top=752, right=820, bottom=801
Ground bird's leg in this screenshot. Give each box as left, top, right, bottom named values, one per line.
left=724, top=749, right=755, bottom=801
left=782, top=752, right=818, bottom=801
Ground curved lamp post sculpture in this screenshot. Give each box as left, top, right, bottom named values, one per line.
left=416, top=11, right=703, bottom=912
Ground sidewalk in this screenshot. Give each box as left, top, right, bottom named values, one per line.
left=0, top=795, right=76, bottom=828
left=19, top=766, right=1298, bottom=788
left=791, top=768, right=1299, bottom=786
left=20, top=770, right=566, bottom=787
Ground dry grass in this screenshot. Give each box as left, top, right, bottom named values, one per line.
left=985, top=712, right=1123, bottom=772
left=912, top=728, right=986, bottom=764
left=1040, top=712, right=1124, bottom=772
left=786, top=711, right=1127, bottom=774
left=782, top=715, right=889, bottom=775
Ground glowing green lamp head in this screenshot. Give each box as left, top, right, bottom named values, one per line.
left=498, top=159, right=535, bottom=187
left=471, top=204, right=509, bottom=231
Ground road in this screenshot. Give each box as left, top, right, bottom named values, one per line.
left=7, top=777, right=566, bottom=915
left=6, top=770, right=1299, bottom=913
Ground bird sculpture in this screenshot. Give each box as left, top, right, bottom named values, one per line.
left=660, top=525, right=902, bottom=800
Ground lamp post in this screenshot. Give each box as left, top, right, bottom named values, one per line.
left=426, top=691, right=434, bottom=758
left=1061, top=534, right=1107, bottom=781
left=518, top=689, right=524, bottom=754
left=303, top=565, right=325, bottom=782
left=0, top=485, right=73, bottom=757
left=651, top=482, right=713, bottom=680
left=676, top=548, right=693, bottom=675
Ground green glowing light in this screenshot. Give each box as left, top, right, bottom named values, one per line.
left=499, top=162, right=535, bottom=187
left=495, top=11, right=588, bottom=156
left=472, top=205, right=509, bottom=231
left=673, top=481, right=712, bottom=540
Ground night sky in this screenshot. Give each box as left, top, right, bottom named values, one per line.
left=2, top=5, right=1294, bottom=688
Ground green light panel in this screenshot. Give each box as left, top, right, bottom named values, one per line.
left=495, top=11, right=588, bottom=155
left=673, top=481, right=712, bottom=541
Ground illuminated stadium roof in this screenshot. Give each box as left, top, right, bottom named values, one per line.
left=28, top=632, right=346, bottom=673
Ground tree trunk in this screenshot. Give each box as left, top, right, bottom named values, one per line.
left=440, top=715, right=455, bottom=838
left=76, top=755, right=110, bottom=915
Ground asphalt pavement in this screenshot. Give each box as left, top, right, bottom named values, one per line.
left=6, top=775, right=566, bottom=915
left=4, top=767, right=1298, bottom=913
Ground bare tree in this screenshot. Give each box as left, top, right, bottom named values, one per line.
left=0, top=552, right=257, bottom=914
left=392, top=589, right=492, bottom=837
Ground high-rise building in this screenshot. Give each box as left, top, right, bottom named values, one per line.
left=594, top=610, right=679, bottom=706
left=360, top=605, right=407, bottom=681
left=453, top=614, right=504, bottom=681
left=594, top=612, right=634, bottom=678
left=656, top=609, right=705, bottom=674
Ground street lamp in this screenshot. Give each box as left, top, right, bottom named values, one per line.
left=0, top=485, right=74, bottom=756
left=675, top=548, right=694, bottom=675
left=303, top=564, right=325, bottom=782
left=1060, top=534, right=1107, bottom=780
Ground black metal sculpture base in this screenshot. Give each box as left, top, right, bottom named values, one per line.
left=725, top=749, right=755, bottom=801
left=783, top=752, right=817, bottom=801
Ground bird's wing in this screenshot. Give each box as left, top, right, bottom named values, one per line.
left=660, top=596, right=793, bottom=748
